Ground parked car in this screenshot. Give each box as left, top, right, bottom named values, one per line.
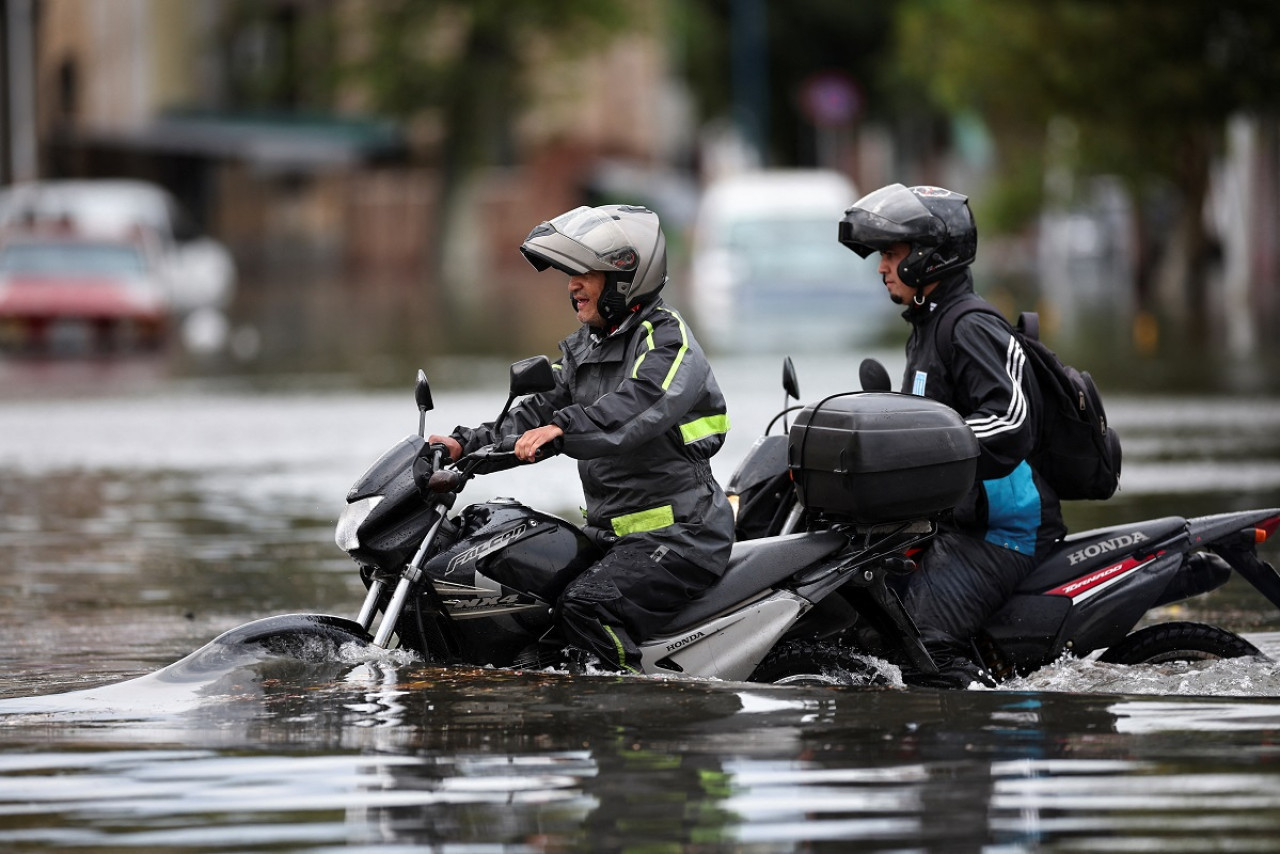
left=0, top=232, right=170, bottom=351
left=0, top=179, right=235, bottom=316
left=688, top=169, right=891, bottom=352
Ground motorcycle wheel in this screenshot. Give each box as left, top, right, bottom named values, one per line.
left=749, top=641, right=890, bottom=687
left=1098, top=621, right=1263, bottom=665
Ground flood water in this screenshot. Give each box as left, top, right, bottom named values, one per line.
left=4, top=349, right=1280, bottom=852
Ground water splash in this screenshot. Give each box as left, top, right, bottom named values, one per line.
left=1000, top=649, right=1280, bottom=697
left=0, top=613, right=414, bottom=722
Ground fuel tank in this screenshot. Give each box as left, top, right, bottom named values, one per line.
left=425, top=499, right=602, bottom=610
left=422, top=499, right=603, bottom=665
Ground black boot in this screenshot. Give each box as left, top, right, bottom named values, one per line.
left=903, top=648, right=996, bottom=690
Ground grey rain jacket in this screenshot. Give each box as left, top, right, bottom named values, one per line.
left=450, top=297, right=734, bottom=575
left=899, top=269, right=1066, bottom=557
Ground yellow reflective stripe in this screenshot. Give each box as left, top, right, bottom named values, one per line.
left=657, top=308, right=688, bottom=390
left=631, top=321, right=657, bottom=378
left=602, top=625, right=638, bottom=672
left=610, top=504, right=675, bottom=537
left=680, top=413, right=730, bottom=444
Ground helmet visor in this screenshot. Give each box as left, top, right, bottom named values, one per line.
left=547, top=206, right=639, bottom=271
left=523, top=206, right=639, bottom=276
left=838, top=183, right=944, bottom=257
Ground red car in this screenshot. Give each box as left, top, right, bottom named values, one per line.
left=0, top=233, right=170, bottom=351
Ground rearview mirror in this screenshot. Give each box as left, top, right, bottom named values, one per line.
left=859, top=358, right=892, bottom=392
left=782, top=356, right=800, bottom=401
left=415, top=369, right=434, bottom=436
left=780, top=356, right=802, bottom=433
left=509, top=355, right=556, bottom=396
left=494, top=355, right=557, bottom=432
left=415, top=369, right=435, bottom=411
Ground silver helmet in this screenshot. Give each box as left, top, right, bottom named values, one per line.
left=520, top=204, right=668, bottom=324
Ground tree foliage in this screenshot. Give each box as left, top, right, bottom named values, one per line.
left=897, top=0, right=1280, bottom=206
left=896, top=0, right=1280, bottom=321
left=681, top=0, right=902, bottom=166
left=344, top=0, right=635, bottom=170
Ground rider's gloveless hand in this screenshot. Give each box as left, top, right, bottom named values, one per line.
left=515, top=425, right=563, bottom=462
left=426, top=434, right=463, bottom=461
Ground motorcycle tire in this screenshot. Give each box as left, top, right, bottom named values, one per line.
left=749, top=641, right=891, bottom=687
left=1098, top=621, right=1263, bottom=665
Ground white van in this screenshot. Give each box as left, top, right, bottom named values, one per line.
left=688, top=169, right=890, bottom=352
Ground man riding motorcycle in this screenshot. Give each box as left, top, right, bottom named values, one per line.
left=429, top=204, right=734, bottom=672
left=839, top=183, right=1067, bottom=688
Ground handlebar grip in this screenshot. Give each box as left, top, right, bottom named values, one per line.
left=494, top=434, right=561, bottom=461
left=531, top=436, right=564, bottom=462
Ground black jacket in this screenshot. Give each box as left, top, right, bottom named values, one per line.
left=452, top=297, right=734, bottom=575
left=900, top=270, right=1065, bottom=556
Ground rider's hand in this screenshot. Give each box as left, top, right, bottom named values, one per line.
left=426, top=434, right=463, bottom=461
left=515, top=425, right=563, bottom=462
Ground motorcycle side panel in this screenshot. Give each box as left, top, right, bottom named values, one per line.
left=639, top=591, right=808, bottom=682
left=981, top=594, right=1074, bottom=671
left=1052, top=551, right=1187, bottom=652
left=1017, top=516, right=1187, bottom=595
left=987, top=551, right=1186, bottom=669
left=661, top=531, right=847, bottom=634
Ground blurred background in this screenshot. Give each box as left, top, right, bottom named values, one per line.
left=0, top=0, right=1278, bottom=393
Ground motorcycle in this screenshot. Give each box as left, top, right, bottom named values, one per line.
left=725, top=357, right=1280, bottom=681
left=231, top=355, right=995, bottom=685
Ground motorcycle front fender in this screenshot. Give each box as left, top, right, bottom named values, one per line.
left=152, top=614, right=374, bottom=685
left=206, top=614, right=372, bottom=661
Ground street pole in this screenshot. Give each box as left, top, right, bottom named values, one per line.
left=7, top=0, right=37, bottom=183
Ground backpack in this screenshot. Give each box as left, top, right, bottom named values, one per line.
left=935, top=297, right=1122, bottom=500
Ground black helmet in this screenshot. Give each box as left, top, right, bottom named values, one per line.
left=838, top=184, right=977, bottom=288
left=520, top=204, right=667, bottom=326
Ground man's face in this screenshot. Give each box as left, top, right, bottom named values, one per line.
left=568, top=271, right=606, bottom=326
left=877, top=243, right=916, bottom=305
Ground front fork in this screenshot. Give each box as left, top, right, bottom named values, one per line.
left=357, top=504, right=450, bottom=648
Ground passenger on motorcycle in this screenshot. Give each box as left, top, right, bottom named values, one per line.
left=429, top=204, right=734, bottom=672
left=839, top=183, right=1067, bottom=688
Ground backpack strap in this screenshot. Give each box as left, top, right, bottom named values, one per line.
left=932, top=295, right=1010, bottom=364
left=934, top=296, right=1044, bottom=362
left=1016, top=311, right=1039, bottom=341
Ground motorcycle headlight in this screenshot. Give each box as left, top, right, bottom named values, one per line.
left=335, top=495, right=383, bottom=552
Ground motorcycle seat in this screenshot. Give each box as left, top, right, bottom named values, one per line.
left=660, top=530, right=848, bottom=633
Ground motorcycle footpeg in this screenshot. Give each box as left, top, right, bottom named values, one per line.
left=883, top=555, right=918, bottom=574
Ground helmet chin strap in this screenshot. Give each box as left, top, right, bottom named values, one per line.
left=913, top=290, right=927, bottom=306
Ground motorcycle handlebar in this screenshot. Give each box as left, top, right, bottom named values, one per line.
left=424, top=435, right=564, bottom=495
left=495, top=433, right=563, bottom=462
